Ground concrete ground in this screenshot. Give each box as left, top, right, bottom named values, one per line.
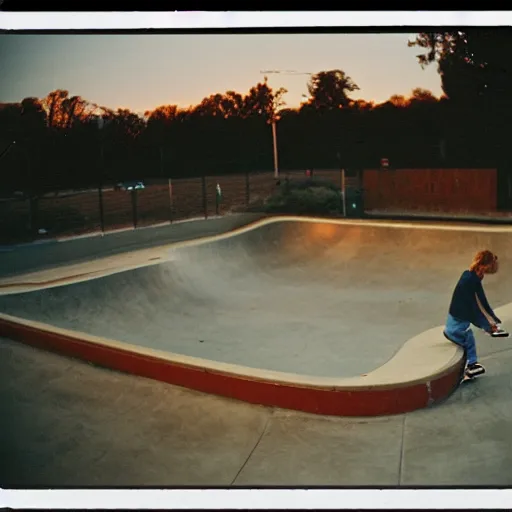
left=2, top=333, right=512, bottom=487
left=2, top=214, right=512, bottom=486
left=0, top=213, right=265, bottom=279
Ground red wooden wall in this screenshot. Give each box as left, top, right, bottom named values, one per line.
left=362, top=168, right=497, bottom=212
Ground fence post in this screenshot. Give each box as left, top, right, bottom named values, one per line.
left=26, top=194, right=32, bottom=234
left=168, top=178, right=173, bottom=223
left=245, top=172, right=250, bottom=206
left=131, top=189, right=138, bottom=228
left=98, top=184, right=105, bottom=234
left=341, top=168, right=347, bottom=217
left=202, top=175, right=208, bottom=219
left=28, top=194, right=38, bottom=238
left=25, top=149, right=35, bottom=238
left=98, top=145, right=105, bottom=234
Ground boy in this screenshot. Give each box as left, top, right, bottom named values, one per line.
left=443, top=250, right=501, bottom=378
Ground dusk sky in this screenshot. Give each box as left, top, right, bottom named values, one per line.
left=0, top=33, right=444, bottom=114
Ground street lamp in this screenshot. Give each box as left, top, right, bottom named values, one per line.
left=259, top=72, right=285, bottom=180
left=260, top=69, right=313, bottom=180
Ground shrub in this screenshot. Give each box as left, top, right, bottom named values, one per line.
left=263, top=182, right=343, bottom=216
left=282, top=177, right=340, bottom=193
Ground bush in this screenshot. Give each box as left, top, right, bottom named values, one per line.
left=263, top=183, right=343, bottom=216
left=282, top=177, right=340, bottom=193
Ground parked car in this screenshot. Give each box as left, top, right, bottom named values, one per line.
left=114, top=180, right=145, bottom=191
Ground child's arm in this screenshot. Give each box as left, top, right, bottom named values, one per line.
left=476, top=282, right=501, bottom=324
left=474, top=293, right=498, bottom=332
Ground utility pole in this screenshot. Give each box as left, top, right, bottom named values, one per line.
left=259, top=70, right=313, bottom=180
left=271, top=119, right=279, bottom=180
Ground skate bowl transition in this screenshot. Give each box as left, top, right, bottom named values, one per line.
left=1, top=216, right=512, bottom=416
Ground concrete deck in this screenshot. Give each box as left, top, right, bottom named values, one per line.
left=2, top=216, right=512, bottom=417
left=3, top=330, right=512, bottom=487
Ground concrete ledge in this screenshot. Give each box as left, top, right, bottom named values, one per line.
left=0, top=311, right=465, bottom=416
left=365, top=210, right=512, bottom=226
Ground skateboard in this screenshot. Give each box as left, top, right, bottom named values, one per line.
left=490, top=327, right=510, bottom=338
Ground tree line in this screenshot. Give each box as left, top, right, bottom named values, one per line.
left=0, top=30, right=510, bottom=194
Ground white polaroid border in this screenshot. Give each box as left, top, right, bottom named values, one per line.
left=0, top=11, right=510, bottom=30
left=0, top=9, right=511, bottom=511
left=2, top=488, right=512, bottom=509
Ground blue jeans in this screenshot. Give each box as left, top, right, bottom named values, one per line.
left=443, top=314, right=477, bottom=365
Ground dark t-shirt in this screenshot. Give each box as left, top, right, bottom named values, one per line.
left=448, top=270, right=499, bottom=329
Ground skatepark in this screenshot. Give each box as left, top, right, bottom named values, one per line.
left=2, top=213, right=512, bottom=486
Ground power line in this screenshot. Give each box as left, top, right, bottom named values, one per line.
left=260, top=70, right=313, bottom=76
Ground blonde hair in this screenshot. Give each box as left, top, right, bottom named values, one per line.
left=469, top=250, right=498, bottom=275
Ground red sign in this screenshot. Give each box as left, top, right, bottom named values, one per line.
left=381, top=158, right=389, bottom=168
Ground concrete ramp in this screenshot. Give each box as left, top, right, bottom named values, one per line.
left=1, top=216, right=512, bottom=415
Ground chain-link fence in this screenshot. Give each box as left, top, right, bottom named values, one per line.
left=0, top=169, right=345, bottom=244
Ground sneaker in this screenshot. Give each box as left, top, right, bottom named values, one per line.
left=466, top=363, right=485, bottom=377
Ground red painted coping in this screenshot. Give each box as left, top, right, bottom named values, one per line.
left=0, top=314, right=464, bottom=417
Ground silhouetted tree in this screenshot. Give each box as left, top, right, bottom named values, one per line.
left=410, top=88, right=438, bottom=103
left=0, top=59, right=460, bottom=189
left=409, top=30, right=512, bottom=109
left=20, top=98, right=47, bottom=135
left=306, top=69, right=359, bottom=110
left=243, top=77, right=287, bottom=122
left=409, top=29, right=512, bottom=166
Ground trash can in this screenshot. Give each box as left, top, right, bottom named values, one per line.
left=344, top=188, right=365, bottom=218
